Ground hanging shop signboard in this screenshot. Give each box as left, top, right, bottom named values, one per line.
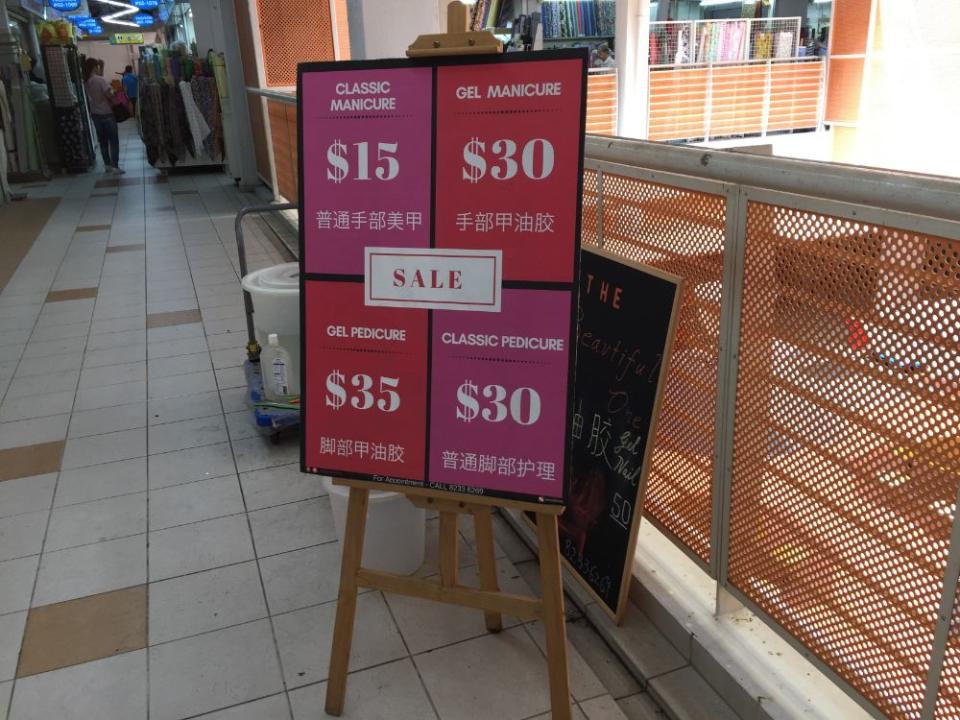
left=132, top=0, right=159, bottom=8
left=548, top=247, right=681, bottom=621
left=133, top=13, right=154, bottom=27
left=299, top=51, right=587, bottom=506
left=50, top=0, right=81, bottom=11
left=110, top=32, right=144, bottom=44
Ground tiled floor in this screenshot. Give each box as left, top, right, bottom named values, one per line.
left=0, top=125, right=667, bottom=720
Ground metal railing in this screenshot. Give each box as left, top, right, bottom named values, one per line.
left=585, top=135, right=960, bottom=720
left=650, top=17, right=804, bottom=67
left=247, top=83, right=960, bottom=719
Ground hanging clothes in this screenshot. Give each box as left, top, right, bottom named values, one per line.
left=178, top=80, right=210, bottom=157
left=775, top=31, right=795, bottom=59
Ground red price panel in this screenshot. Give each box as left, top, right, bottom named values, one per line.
left=434, top=59, right=586, bottom=283
left=304, top=282, right=429, bottom=479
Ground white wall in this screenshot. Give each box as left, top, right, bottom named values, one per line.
left=77, top=33, right=157, bottom=79
left=349, top=0, right=444, bottom=59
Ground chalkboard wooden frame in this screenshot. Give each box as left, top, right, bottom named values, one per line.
left=527, top=246, right=683, bottom=623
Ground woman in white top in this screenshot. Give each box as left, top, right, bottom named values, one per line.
left=83, top=57, right=123, bottom=174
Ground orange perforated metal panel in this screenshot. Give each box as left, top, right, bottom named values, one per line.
left=825, top=57, right=864, bottom=125
left=581, top=169, right=600, bottom=248
left=728, top=201, right=960, bottom=720
left=268, top=100, right=298, bottom=201
left=600, top=174, right=727, bottom=564
left=256, top=0, right=335, bottom=87
left=831, top=0, right=872, bottom=56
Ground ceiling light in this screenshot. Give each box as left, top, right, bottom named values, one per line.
left=92, top=0, right=137, bottom=8
left=103, top=17, right=140, bottom=26
left=699, top=0, right=741, bottom=6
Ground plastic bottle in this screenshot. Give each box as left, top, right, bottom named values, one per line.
left=262, top=333, right=291, bottom=401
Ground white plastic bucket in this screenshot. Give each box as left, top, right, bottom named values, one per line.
left=322, top=478, right=426, bottom=575
left=241, top=263, right=300, bottom=394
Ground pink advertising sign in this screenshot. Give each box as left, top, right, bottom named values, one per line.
left=299, top=52, right=588, bottom=506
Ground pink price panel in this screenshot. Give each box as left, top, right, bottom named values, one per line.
left=298, top=51, right=587, bottom=506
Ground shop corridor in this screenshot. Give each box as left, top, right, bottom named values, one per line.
left=0, top=124, right=663, bottom=720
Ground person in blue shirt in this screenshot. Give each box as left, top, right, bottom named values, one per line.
left=121, top=65, right=138, bottom=115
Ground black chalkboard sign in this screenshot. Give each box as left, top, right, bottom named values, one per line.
left=552, top=247, right=681, bottom=622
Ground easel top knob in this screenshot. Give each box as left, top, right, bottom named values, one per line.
left=407, top=0, right=503, bottom=58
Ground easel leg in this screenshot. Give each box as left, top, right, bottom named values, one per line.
left=474, top=507, right=503, bottom=632
left=325, top=486, right=370, bottom=716
left=536, top=512, right=571, bottom=720
left=439, top=511, right=459, bottom=586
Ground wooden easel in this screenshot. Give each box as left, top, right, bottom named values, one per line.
left=324, top=6, right=571, bottom=719
left=324, top=482, right=570, bottom=718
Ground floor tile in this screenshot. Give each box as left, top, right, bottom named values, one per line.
left=566, top=617, right=643, bottom=700
left=68, top=401, right=147, bottom=438
left=0, top=511, right=48, bottom=562
left=248, top=496, right=337, bottom=557
left=8, top=649, right=147, bottom=720
left=224, top=409, right=260, bottom=441
left=21, top=335, right=86, bottom=359
left=0, top=415, right=70, bottom=451
left=387, top=557, right=531, bottom=654
left=149, top=390, right=222, bottom=425
left=149, top=514, right=254, bottom=581
left=147, top=308, right=202, bottom=328
left=148, top=561, right=267, bottom=644
left=33, top=534, right=146, bottom=606
left=148, top=415, right=228, bottom=455
left=584, top=605, right=686, bottom=681
left=149, top=369, right=217, bottom=400
left=148, top=475, right=244, bottom=530
left=0, top=680, right=9, bottom=719
left=74, top=379, right=147, bottom=412
left=147, top=322, right=204, bottom=343
left=46, top=287, right=98, bottom=303
left=289, top=659, right=435, bottom=720
left=61, top=428, right=146, bottom=469
left=55, top=457, right=147, bottom=506
left=148, top=443, right=236, bottom=489
left=86, top=328, right=145, bottom=351
left=259, top=542, right=344, bottom=615
left=415, top=626, right=552, bottom=720
left=78, top=360, right=146, bottom=389
left=0, top=555, right=40, bottom=615
left=45, top=493, right=146, bottom=551
left=215, top=365, right=247, bottom=389
left=526, top=622, right=607, bottom=702
left=580, top=695, right=630, bottom=719
left=647, top=667, right=738, bottom=720
left=17, top=585, right=146, bottom=677
left=0, top=441, right=65, bottom=481
left=239, top=463, right=325, bottom=511
left=0, top=611, right=27, bottom=681
left=617, top=693, right=666, bottom=720
left=273, top=592, right=407, bottom=689
left=192, top=694, right=290, bottom=720
left=11, top=352, right=82, bottom=378
left=232, top=436, right=299, bottom=473
left=4, top=369, right=79, bottom=399
left=149, top=619, right=283, bottom=720
left=147, top=334, right=208, bottom=359
left=0, top=390, right=74, bottom=423
left=148, top=351, right=212, bottom=380
left=0, top=473, right=57, bottom=519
